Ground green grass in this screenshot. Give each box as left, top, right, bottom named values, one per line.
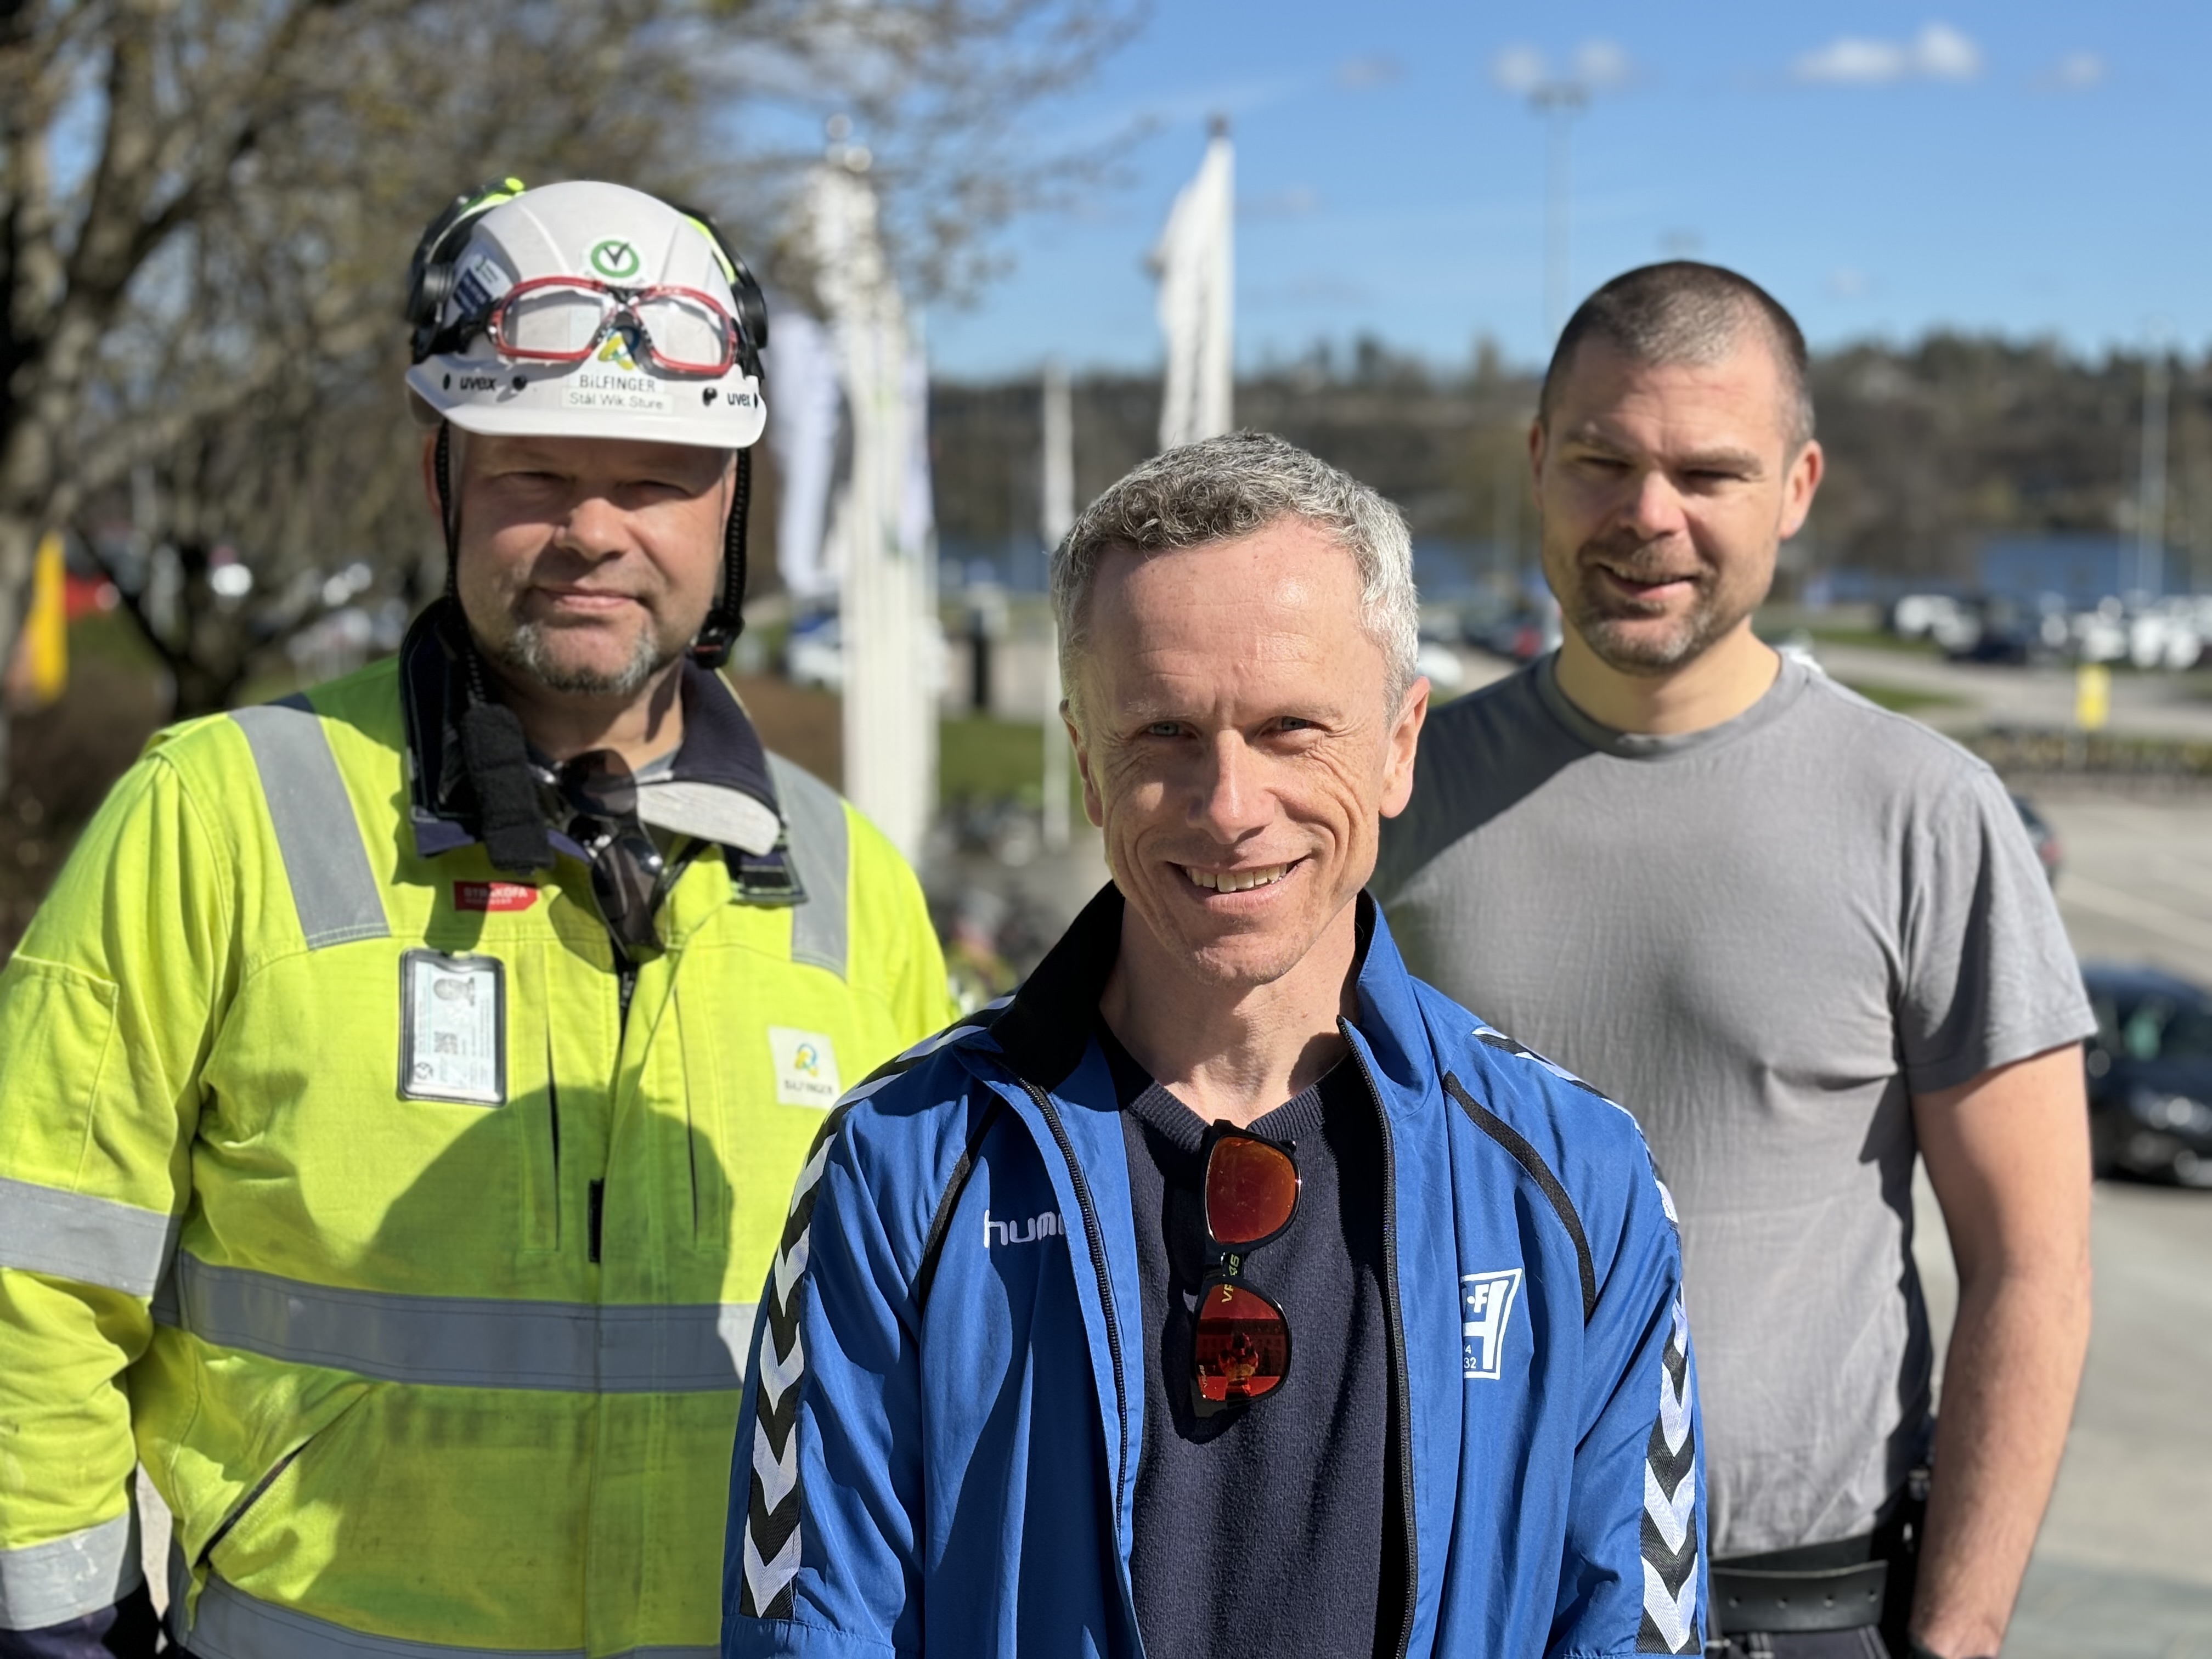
left=938, top=714, right=1083, bottom=811
left=65, top=609, right=165, bottom=672
left=1838, top=680, right=1966, bottom=713
left=1803, top=625, right=1941, bottom=656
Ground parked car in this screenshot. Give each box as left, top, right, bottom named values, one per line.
left=785, top=613, right=844, bottom=691
left=2012, top=793, right=2062, bottom=887
left=2080, top=964, right=2212, bottom=1186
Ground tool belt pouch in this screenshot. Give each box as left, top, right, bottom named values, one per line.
left=1710, top=1559, right=1888, bottom=1634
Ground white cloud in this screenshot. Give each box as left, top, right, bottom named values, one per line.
left=1794, top=36, right=1909, bottom=83
left=1914, top=23, right=1982, bottom=80
left=1573, top=38, right=1634, bottom=90
left=1491, top=44, right=1547, bottom=95
left=1827, top=267, right=1872, bottom=300
left=1335, top=55, right=1402, bottom=91
left=2050, top=50, right=2107, bottom=89
left=1793, top=21, right=1983, bottom=85
left=1240, top=185, right=1322, bottom=220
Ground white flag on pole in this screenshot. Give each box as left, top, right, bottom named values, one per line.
left=765, top=309, right=844, bottom=605
left=1153, top=124, right=1234, bottom=452
left=803, top=155, right=939, bottom=864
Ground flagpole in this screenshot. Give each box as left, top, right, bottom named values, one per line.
left=1040, top=359, right=1074, bottom=851
left=809, top=138, right=936, bottom=864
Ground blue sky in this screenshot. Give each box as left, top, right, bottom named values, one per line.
left=924, top=1, right=2210, bottom=380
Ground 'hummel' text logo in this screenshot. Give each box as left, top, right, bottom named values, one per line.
left=983, top=1210, right=1062, bottom=1248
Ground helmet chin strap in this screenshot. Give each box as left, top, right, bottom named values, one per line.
left=689, top=445, right=752, bottom=668
left=436, top=421, right=460, bottom=600
left=434, top=417, right=550, bottom=874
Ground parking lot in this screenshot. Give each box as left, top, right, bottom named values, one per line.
left=1918, top=790, right=2212, bottom=1656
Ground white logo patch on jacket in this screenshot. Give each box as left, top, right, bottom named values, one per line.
left=1462, top=1268, right=1524, bottom=1380
left=768, top=1028, right=842, bottom=1107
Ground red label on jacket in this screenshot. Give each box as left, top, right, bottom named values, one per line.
left=454, top=881, right=538, bottom=912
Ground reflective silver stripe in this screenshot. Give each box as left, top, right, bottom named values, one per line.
left=766, top=754, right=848, bottom=980
left=157, top=1254, right=753, bottom=1393
left=0, top=1506, right=142, bottom=1631
left=230, top=703, right=390, bottom=950
left=0, top=1176, right=177, bottom=1297
left=187, top=1575, right=714, bottom=1658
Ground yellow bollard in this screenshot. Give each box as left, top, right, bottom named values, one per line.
left=2075, top=662, right=2109, bottom=732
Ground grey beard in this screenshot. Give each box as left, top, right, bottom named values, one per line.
left=1563, top=571, right=1749, bottom=678
left=495, top=619, right=674, bottom=697
left=1571, top=604, right=1725, bottom=675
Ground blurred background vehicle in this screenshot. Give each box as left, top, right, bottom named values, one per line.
left=2081, top=964, right=2212, bottom=1186
left=2013, top=793, right=2064, bottom=885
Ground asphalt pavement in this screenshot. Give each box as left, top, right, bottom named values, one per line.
left=1815, top=641, right=2212, bottom=743
left=1914, top=791, right=2212, bottom=1656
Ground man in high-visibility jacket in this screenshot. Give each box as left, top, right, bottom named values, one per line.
left=0, top=179, right=953, bottom=1659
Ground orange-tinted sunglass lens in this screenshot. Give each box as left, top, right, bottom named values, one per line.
left=1204, top=1135, right=1299, bottom=1245
left=1192, top=1282, right=1290, bottom=1404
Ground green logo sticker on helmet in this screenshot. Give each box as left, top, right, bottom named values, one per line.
left=589, top=238, right=642, bottom=281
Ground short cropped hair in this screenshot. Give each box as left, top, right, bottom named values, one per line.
left=1049, top=431, right=1420, bottom=725
left=1540, top=262, right=1814, bottom=449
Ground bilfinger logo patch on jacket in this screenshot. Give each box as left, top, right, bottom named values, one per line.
left=769, top=1027, right=841, bottom=1107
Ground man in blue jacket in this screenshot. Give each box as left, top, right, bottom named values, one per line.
left=721, top=432, right=1704, bottom=1658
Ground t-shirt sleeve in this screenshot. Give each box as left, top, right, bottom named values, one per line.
left=1896, top=766, right=2095, bottom=1096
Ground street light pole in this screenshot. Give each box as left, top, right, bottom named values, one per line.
left=1531, top=81, right=1587, bottom=341
left=2137, top=324, right=2170, bottom=599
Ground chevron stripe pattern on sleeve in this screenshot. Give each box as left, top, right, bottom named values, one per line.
left=740, top=1107, right=848, bottom=1621
left=736, top=1007, right=1007, bottom=1621
left=1637, top=1291, right=1701, bottom=1654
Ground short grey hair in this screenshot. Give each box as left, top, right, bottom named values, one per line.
left=1541, top=261, right=1814, bottom=450
left=1051, top=431, right=1419, bottom=724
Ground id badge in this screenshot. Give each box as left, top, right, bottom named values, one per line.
left=398, top=950, right=506, bottom=1105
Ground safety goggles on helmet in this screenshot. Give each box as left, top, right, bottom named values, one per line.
left=433, top=276, right=752, bottom=379
left=403, top=179, right=768, bottom=452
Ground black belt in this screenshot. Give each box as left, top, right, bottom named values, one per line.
left=1714, top=1437, right=1932, bottom=1643
left=1712, top=1494, right=1919, bottom=1640
left=1710, top=1555, right=1889, bottom=1634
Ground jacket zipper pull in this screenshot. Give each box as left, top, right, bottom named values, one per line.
left=588, top=1179, right=605, bottom=1263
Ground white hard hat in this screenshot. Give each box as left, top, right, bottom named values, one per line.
left=404, top=179, right=768, bottom=450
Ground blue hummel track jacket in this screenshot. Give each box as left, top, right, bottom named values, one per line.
left=722, top=888, right=1704, bottom=1658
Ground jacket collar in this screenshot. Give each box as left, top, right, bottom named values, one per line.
left=989, top=879, right=1414, bottom=1097
left=397, top=602, right=796, bottom=889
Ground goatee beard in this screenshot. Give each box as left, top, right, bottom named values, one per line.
left=1560, top=551, right=1740, bottom=676
left=496, top=620, right=674, bottom=697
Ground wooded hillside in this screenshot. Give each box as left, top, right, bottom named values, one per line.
left=926, top=335, right=2212, bottom=593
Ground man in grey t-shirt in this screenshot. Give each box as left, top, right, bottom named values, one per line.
left=1375, top=263, right=2092, bottom=1659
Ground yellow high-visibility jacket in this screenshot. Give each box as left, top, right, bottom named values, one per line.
left=0, top=615, right=953, bottom=1657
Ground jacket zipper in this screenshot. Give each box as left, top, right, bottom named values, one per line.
left=1019, top=1082, right=1132, bottom=1528
left=195, top=1440, right=310, bottom=1570
left=1342, top=1018, right=1418, bottom=1659
left=614, top=946, right=638, bottom=1028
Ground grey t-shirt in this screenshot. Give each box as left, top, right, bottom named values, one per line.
left=1373, top=653, right=2092, bottom=1558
